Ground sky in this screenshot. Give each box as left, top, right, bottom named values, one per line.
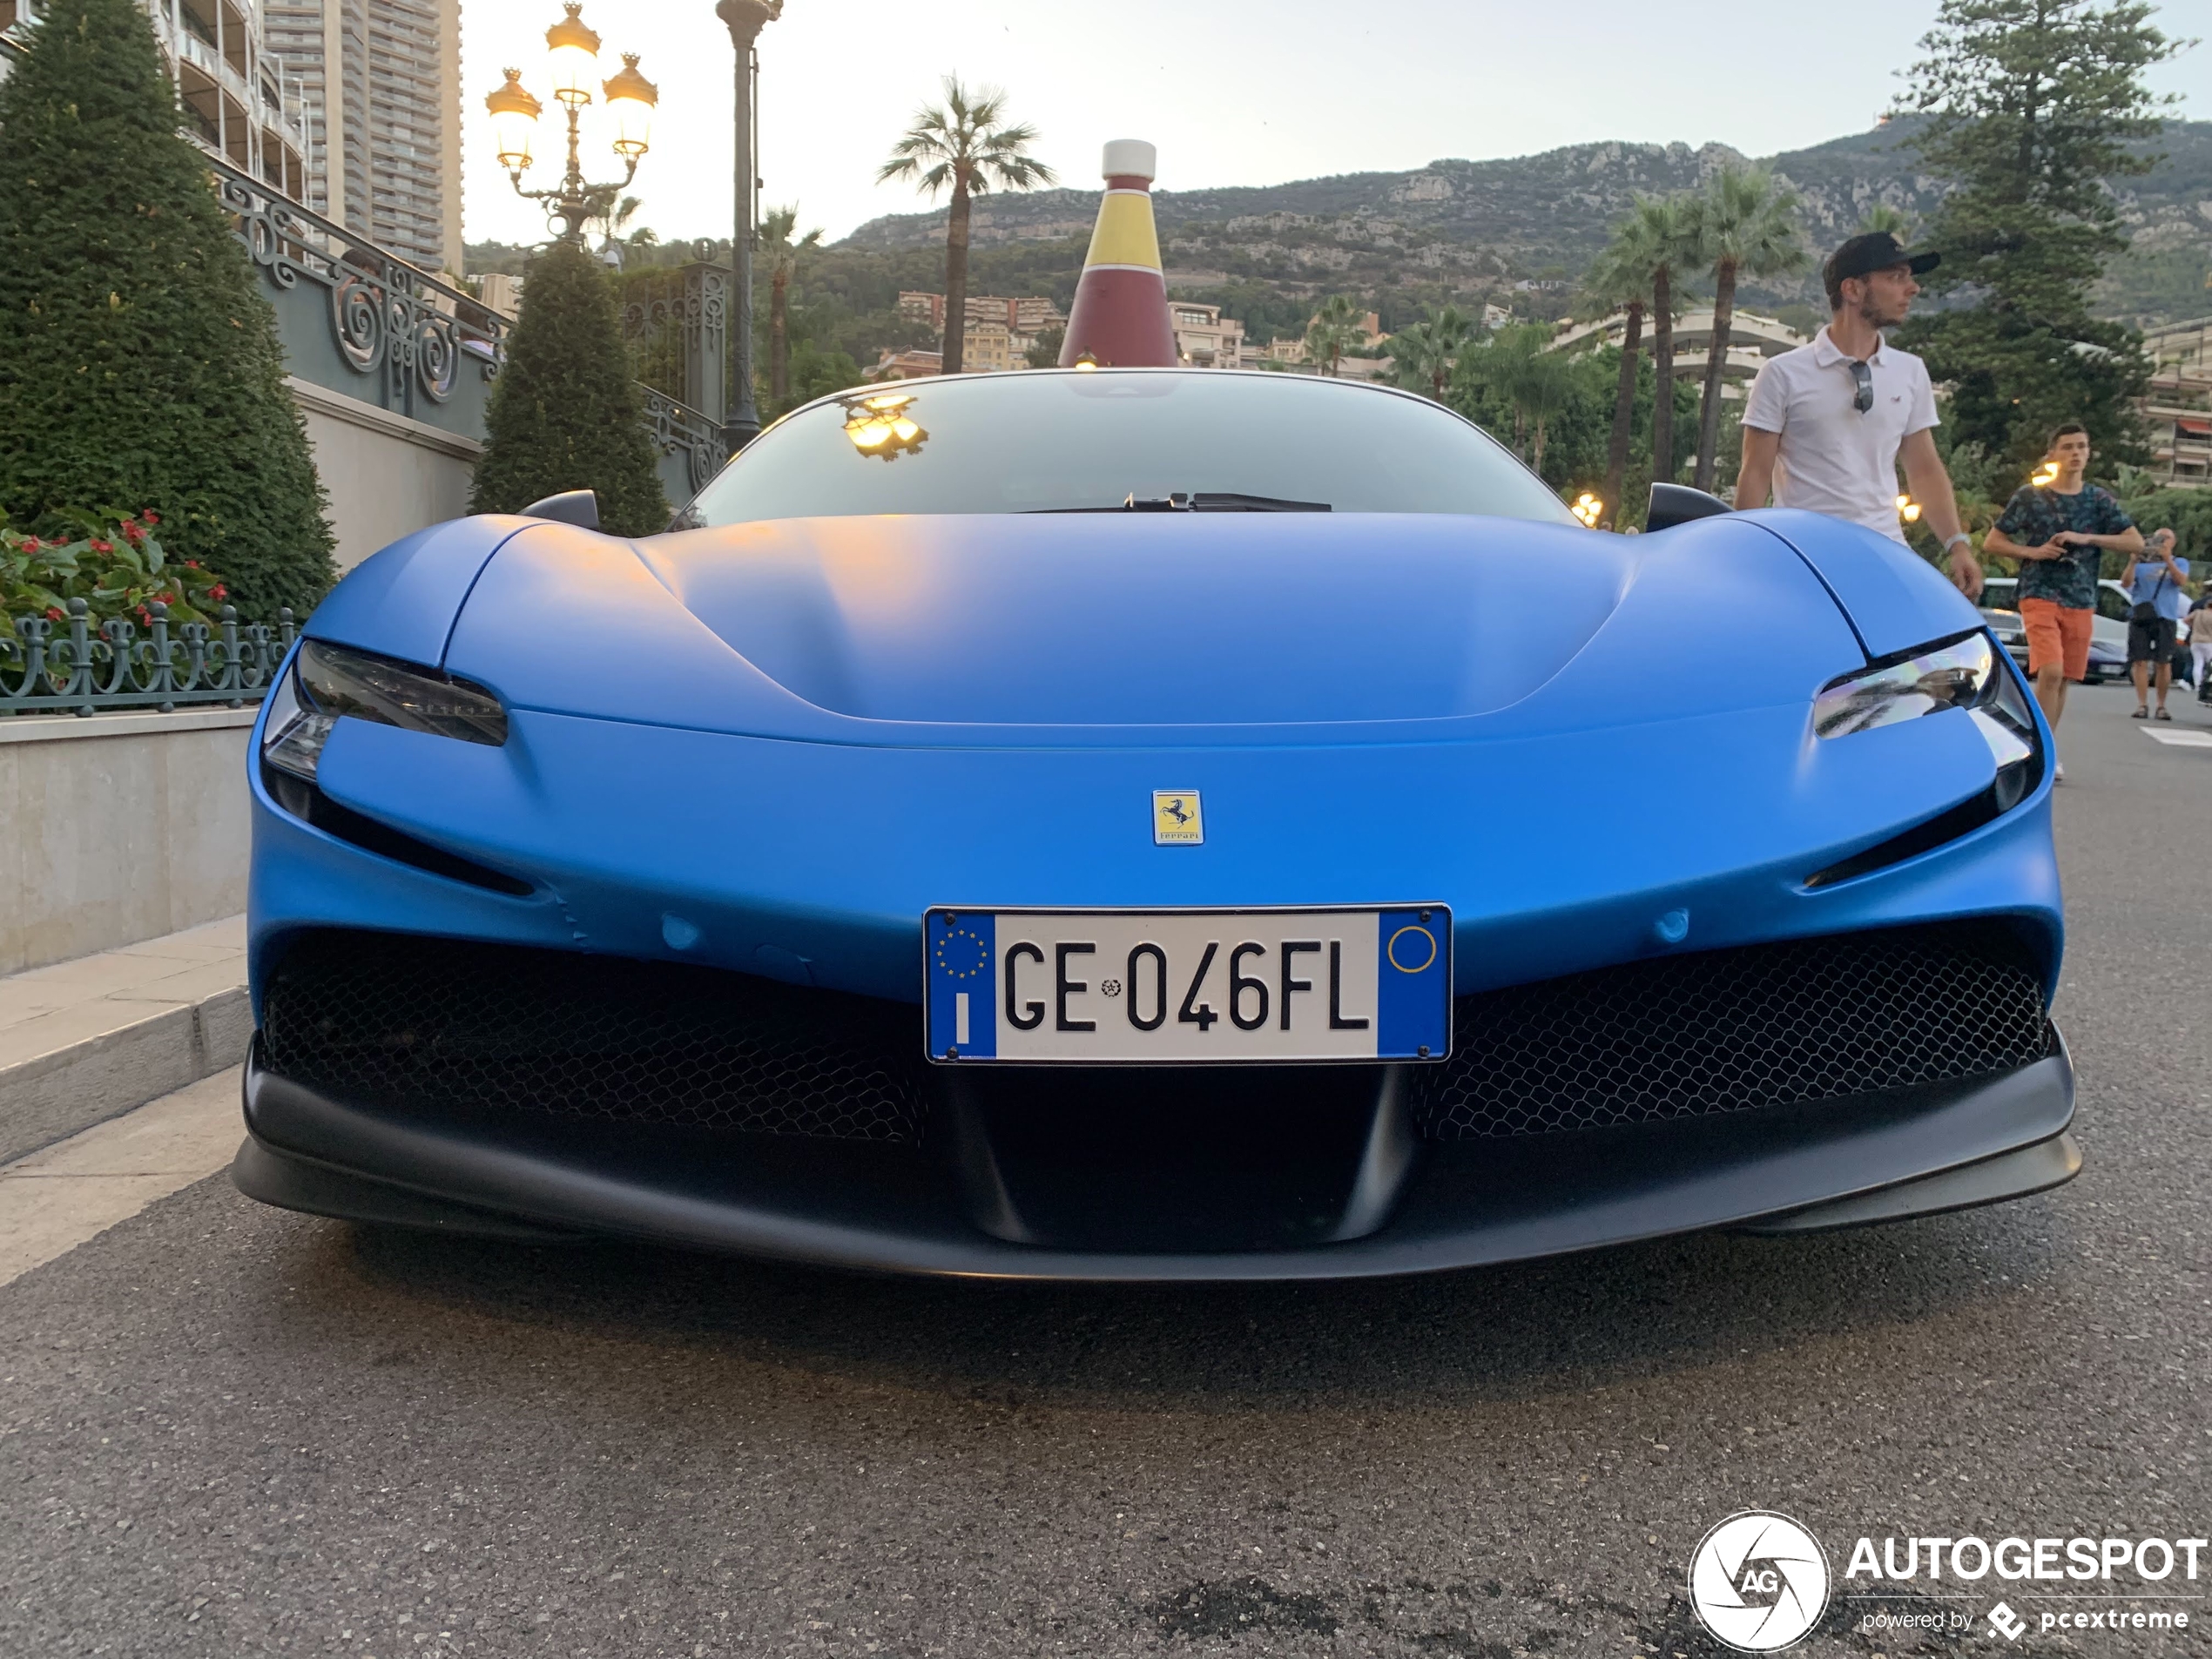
left=459, top=0, right=2205, bottom=250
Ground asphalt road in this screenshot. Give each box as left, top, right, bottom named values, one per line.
left=3, top=684, right=2208, bottom=1659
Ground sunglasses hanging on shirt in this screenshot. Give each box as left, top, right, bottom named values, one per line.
left=1850, top=360, right=1874, bottom=415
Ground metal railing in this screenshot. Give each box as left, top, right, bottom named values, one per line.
left=642, top=388, right=725, bottom=507
left=210, top=156, right=508, bottom=439
left=3, top=599, right=294, bottom=718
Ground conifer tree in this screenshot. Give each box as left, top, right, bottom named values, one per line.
left=0, top=0, right=336, bottom=617
left=468, top=241, right=669, bottom=535
left=1896, top=0, right=2178, bottom=471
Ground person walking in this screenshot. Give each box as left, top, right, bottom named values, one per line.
left=1737, top=232, right=1982, bottom=599
left=2188, top=583, right=2212, bottom=706
left=2121, top=528, right=2189, bottom=720
left=1983, top=425, right=2143, bottom=778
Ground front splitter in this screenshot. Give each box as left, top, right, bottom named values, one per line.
left=233, top=1037, right=2078, bottom=1282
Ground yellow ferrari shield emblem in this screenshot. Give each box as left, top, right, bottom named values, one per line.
left=1152, top=790, right=1203, bottom=846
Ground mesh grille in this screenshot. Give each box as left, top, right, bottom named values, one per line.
left=1412, top=924, right=2050, bottom=1141
left=260, top=930, right=930, bottom=1143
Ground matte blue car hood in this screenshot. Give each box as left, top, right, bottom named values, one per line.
left=433, top=511, right=1865, bottom=742
left=626, top=514, right=1632, bottom=725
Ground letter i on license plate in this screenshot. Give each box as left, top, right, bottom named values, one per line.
left=924, top=907, right=1452, bottom=1063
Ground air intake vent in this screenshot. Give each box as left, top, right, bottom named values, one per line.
left=1412, top=924, right=2049, bottom=1140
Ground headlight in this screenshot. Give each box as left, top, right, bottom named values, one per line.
left=1814, top=633, right=1991, bottom=738
left=261, top=639, right=506, bottom=791
left=1813, top=629, right=2041, bottom=811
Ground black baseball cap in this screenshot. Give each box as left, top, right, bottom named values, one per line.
left=1825, top=232, right=1940, bottom=287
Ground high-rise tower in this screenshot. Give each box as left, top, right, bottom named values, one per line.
left=264, top=0, right=462, bottom=273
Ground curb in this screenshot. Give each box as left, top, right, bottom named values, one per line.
left=0, top=988, right=252, bottom=1167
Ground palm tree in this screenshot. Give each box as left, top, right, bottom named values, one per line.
left=759, top=205, right=822, bottom=408
left=1614, top=196, right=1698, bottom=489
left=1304, top=295, right=1366, bottom=377
left=593, top=194, right=647, bottom=259
left=1580, top=214, right=1664, bottom=519
left=1465, top=324, right=1568, bottom=465
left=1385, top=304, right=1477, bottom=400
left=1511, top=332, right=1572, bottom=473
left=1687, top=167, right=1807, bottom=491
left=877, top=77, right=1055, bottom=374
left=1856, top=203, right=1914, bottom=237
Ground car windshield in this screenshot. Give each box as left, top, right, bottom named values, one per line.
left=677, top=369, right=1575, bottom=526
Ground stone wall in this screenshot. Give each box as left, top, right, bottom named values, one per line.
left=290, top=376, right=482, bottom=573
left=0, top=711, right=256, bottom=975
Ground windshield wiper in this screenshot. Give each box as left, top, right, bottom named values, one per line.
left=1030, top=491, right=1332, bottom=514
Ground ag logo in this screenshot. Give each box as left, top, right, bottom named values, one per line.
left=1687, top=1511, right=1831, bottom=1652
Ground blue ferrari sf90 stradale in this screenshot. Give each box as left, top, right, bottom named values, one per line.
left=233, top=368, right=2074, bottom=1278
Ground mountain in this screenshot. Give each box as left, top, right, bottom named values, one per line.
left=840, top=118, right=2212, bottom=327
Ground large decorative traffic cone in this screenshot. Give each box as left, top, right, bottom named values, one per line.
left=1058, top=139, right=1177, bottom=368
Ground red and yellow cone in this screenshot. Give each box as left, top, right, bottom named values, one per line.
left=1058, top=139, right=1177, bottom=368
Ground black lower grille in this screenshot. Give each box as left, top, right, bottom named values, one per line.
left=260, top=930, right=930, bottom=1143
left=262, top=923, right=2051, bottom=1157
left=1411, top=923, right=2050, bottom=1140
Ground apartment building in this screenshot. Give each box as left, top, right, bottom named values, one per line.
left=1171, top=301, right=1244, bottom=369
left=264, top=0, right=462, bottom=273
left=2140, top=317, right=2211, bottom=489
left=0, top=0, right=308, bottom=198
left=899, top=293, right=1065, bottom=335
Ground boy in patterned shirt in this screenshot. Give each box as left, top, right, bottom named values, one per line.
left=1983, top=424, right=2142, bottom=779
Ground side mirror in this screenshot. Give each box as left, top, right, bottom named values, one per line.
left=520, top=489, right=600, bottom=530
left=1646, top=482, right=1730, bottom=533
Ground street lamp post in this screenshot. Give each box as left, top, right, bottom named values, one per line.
left=715, top=0, right=780, bottom=455
left=487, top=3, right=659, bottom=246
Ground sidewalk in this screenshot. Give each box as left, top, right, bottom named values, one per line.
left=0, top=1067, right=243, bottom=1287
left=0, top=915, right=249, bottom=1165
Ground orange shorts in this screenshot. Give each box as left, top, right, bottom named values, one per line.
left=2019, top=596, right=2093, bottom=682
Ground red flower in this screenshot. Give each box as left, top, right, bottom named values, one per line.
left=44, top=606, right=63, bottom=622
left=89, top=539, right=113, bottom=554
left=122, top=522, right=146, bottom=544
left=208, top=584, right=227, bottom=601
left=20, top=537, right=40, bottom=552
left=157, top=590, right=176, bottom=604
left=183, top=559, right=201, bottom=570
left=141, top=511, right=159, bottom=524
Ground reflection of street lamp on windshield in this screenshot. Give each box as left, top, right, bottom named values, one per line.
left=841, top=393, right=927, bottom=460
left=1896, top=493, right=1923, bottom=523
left=486, top=4, right=660, bottom=245
left=1570, top=491, right=1603, bottom=528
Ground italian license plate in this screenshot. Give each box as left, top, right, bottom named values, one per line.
left=923, top=907, right=1452, bottom=1064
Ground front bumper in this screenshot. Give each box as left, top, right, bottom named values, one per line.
left=233, top=1029, right=2077, bottom=1281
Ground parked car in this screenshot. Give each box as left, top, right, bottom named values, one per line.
left=234, top=369, right=2074, bottom=1278
left=1977, top=577, right=2126, bottom=684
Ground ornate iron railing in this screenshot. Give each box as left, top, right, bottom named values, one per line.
left=209, top=156, right=506, bottom=435
left=2, top=600, right=295, bottom=718
left=644, top=388, right=725, bottom=506
left=620, top=256, right=729, bottom=424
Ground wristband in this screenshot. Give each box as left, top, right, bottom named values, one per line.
left=1945, top=533, right=1973, bottom=552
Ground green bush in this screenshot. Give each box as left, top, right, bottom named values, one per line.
left=469, top=241, right=669, bottom=536
left=0, top=0, right=336, bottom=618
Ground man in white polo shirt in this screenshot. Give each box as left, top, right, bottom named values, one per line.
left=1736, top=233, right=1982, bottom=600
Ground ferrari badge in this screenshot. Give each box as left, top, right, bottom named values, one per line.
left=1152, top=790, right=1203, bottom=846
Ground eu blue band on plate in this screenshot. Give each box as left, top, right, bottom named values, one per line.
left=1376, top=908, right=1450, bottom=1058
left=927, top=910, right=996, bottom=1058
